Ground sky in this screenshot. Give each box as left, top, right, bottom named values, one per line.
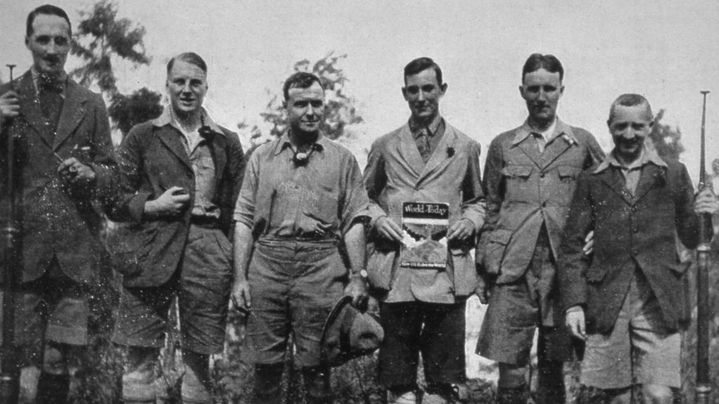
left=2, top=0, right=719, bottom=180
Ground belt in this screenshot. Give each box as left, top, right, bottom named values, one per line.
left=190, top=216, right=220, bottom=228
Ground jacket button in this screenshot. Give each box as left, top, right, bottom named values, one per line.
left=540, top=172, right=545, bottom=178
left=541, top=201, right=547, bottom=207
left=632, top=249, right=638, bottom=255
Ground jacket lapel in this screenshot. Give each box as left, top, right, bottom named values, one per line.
left=539, top=138, right=572, bottom=169
left=54, top=80, right=88, bottom=150
left=211, top=132, right=227, bottom=185
left=16, top=72, right=53, bottom=148
left=598, top=168, right=634, bottom=206
left=417, top=124, right=456, bottom=184
left=634, top=164, right=666, bottom=202
left=517, top=139, right=543, bottom=169
left=396, top=124, right=425, bottom=178
left=157, top=127, right=193, bottom=172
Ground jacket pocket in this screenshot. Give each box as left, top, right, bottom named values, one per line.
left=557, top=166, right=582, bottom=182
left=502, top=165, right=533, bottom=179
left=366, top=241, right=397, bottom=290
left=477, top=228, right=513, bottom=276
left=106, top=222, right=158, bottom=277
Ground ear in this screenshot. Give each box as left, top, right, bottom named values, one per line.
left=559, top=84, right=565, bottom=97
left=439, top=82, right=448, bottom=96
left=518, top=85, right=525, bottom=99
left=401, top=87, right=409, bottom=101
left=25, top=36, right=30, bottom=49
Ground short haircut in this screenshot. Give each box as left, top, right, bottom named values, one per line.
left=404, top=57, right=443, bottom=86
left=166, top=52, right=207, bottom=76
left=283, top=72, right=323, bottom=101
left=26, top=4, right=72, bottom=37
left=522, top=53, right=564, bottom=82
left=608, top=93, right=654, bottom=123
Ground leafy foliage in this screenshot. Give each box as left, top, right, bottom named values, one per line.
left=71, top=0, right=162, bottom=137
left=649, top=109, right=685, bottom=162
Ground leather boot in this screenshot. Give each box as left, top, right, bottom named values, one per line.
left=36, top=372, right=70, bottom=404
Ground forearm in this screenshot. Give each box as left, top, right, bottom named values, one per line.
left=343, top=221, right=367, bottom=273
left=232, top=222, right=255, bottom=282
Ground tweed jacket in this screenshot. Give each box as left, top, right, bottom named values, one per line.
left=363, top=120, right=485, bottom=301
left=108, top=109, right=245, bottom=288
left=477, top=119, right=604, bottom=284
left=558, top=152, right=699, bottom=334
left=0, top=71, right=116, bottom=284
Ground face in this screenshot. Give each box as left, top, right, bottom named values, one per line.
left=520, top=68, right=564, bottom=127
left=286, top=81, right=325, bottom=135
left=608, top=104, right=653, bottom=162
left=26, top=14, right=71, bottom=76
left=166, top=60, right=208, bottom=117
left=402, top=68, right=447, bottom=123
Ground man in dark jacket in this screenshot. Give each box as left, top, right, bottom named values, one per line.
left=109, top=52, right=244, bottom=404
left=559, top=94, right=718, bottom=404
left=476, top=53, right=604, bottom=403
left=0, top=5, right=116, bottom=402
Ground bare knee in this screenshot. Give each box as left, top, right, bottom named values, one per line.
left=642, top=384, right=673, bottom=404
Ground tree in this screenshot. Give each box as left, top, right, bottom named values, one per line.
left=249, top=52, right=363, bottom=148
left=649, top=109, right=684, bottom=162
left=71, top=0, right=162, bottom=138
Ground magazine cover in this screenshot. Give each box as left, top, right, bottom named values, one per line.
left=399, top=202, right=450, bottom=269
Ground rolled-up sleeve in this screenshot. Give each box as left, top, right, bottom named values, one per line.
left=340, top=155, right=370, bottom=235
left=233, top=150, right=259, bottom=229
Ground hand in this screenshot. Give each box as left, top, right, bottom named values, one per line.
left=565, top=306, right=586, bottom=340
left=144, top=186, right=191, bottom=217
left=0, top=90, right=20, bottom=120
left=58, top=157, right=96, bottom=185
left=695, top=188, right=719, bottom=215
left=447, top=218, right=474, bottom=242
left=231, top=279, right=251, bottom=313
left=474, top=272, right=492, bottom=304
left=344, top=275, right=369, bottom=310
left=375, top=216, right=402, bottom=242
left=583, top=230, right=594, bottom=256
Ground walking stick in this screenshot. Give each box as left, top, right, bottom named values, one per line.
left=0, top=63, right=20, bottom=404
left=695, top=90, right=713, bottom=404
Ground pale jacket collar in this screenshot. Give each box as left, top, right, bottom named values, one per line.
left=152, top=106, right=224, bottom=136
left=273, top=130, right=329, bottom=156
left=593, top=144, right=667, bottom=174
left=511, top=117, right=577, bottom=147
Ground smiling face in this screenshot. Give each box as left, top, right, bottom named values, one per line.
left=26, top=13, right=71, bottom=77
left=608, top=103, right=654, bottom=163
left=402, top=67, right=447, bottom=124
left=286, top=81, right=325, bottom=137
left=166, top=60, right=207, bottom=118
left=520, top=68, right=564, bottom=129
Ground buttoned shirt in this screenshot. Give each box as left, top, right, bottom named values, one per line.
left=152, top=107, right=221, bottom=219
left=593, top=146, right=667, bottom=195
left=234, top=132, right=369, bottom=239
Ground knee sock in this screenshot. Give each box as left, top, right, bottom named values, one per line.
left=36, top=372, right=70, bottom=404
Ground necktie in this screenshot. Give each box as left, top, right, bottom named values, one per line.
left=38, top=80, right=64, bottom=133
left=533, top=132, right=546, bottom=153
left=416, top=127, right=432, bottom=162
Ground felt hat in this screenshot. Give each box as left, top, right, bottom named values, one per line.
left=320, top=296, right=384, bottom=367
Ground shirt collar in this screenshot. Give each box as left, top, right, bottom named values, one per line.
left=273, top=130, right=327, bottom=156
left=511, top=117, right=578, bottom=147
left=408, top=114, right=443, bottom=137
left=593, top=144, right=667, bottom=174
left=31, top=67, right=67, bottom=94
left=152, top=107, right=224, bottom=136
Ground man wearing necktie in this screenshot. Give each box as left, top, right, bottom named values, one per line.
left=0, top=5, right=116, bottom=403
left=475, top=54, right=605, bottom=403
left=364, top=57, right=485, bottom=404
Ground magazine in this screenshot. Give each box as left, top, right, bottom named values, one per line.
left=399, top=202, right=449, bottom=269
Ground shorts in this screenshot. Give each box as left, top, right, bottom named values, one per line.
left=0, top=258, right=88, bottom=366
left=113, top=225, right=233, bottom=355
left=378, top=300, right=466, bottom=388
left=477, top=232, right=574, bottom=365
left=581, top=271, right=681, bottom=389
left=242, top=238, right=346, bottom=368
